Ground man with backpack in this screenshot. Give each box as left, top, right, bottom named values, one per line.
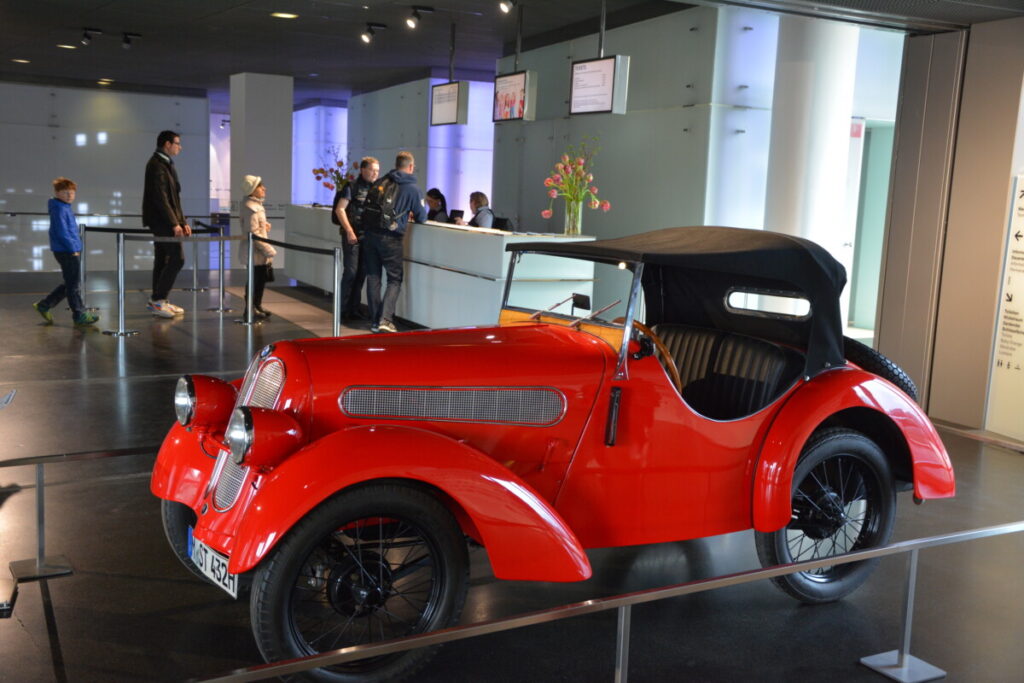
left=332, top=156, right=379, bottom=320
left=361, top=151, right=426, bottom=333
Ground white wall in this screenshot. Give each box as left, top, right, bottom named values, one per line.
left=494, top=6, right=780, bottom=305
left=0, top=82, right=209, bottom=272
left=347, top=78, right=494, bottom=213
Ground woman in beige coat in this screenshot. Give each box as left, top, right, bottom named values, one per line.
left=239, top=174, right=277, bottom=317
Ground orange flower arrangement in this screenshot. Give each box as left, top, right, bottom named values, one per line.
left=311, top=146, right=356, bottom=192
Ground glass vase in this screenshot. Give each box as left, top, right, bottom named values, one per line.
left=563, top=199, right=583, bottom=236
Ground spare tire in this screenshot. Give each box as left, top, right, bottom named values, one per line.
left=843, top=337, right=918, bottom=401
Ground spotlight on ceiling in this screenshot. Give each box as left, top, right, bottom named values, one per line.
left=406, top=6, right=434, bottom=29
left=361, top=22, right=387, bottom=43
left=122, top=32, right=141, bottom=50
left=81, top=28, right=103, bottom=46
left=499, top=1, right=516, bottom=14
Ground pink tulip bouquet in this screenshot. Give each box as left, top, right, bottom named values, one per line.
left=541, top=137, right=611, bottom=235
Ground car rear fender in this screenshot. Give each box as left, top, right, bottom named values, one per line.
left=229, top=424, right=592, bottom=582
left=753, top=367, right=955, bottom=533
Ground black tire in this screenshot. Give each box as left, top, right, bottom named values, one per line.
left=160, top=499, right=211, bottom=584
left=755, top=428, right=896, bottom=603
left=250, top=484, right=469, bottom=683
left=843, top=336, right=918, bottom=401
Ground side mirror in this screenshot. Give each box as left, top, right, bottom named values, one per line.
left=571, top=293, right=591, bottom=311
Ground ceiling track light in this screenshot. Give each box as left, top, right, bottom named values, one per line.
left=81, top=27, right=103, bottom=45
left=361, top=22, right=387, bottom=44
left=499, top=1, right=517, bottom=14
left=406, top=5, right=434, bottom=29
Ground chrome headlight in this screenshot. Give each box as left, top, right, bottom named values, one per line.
left=225, top=407, right=254, bottom=464
left=174, top=376, right=196, bottom=426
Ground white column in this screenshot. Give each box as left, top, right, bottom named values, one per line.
left=763, top=15, right=859, bottom=275
left=230, top=73, right=294, bottom=219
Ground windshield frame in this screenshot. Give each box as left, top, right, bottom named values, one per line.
left=501, top=251, right=645, bottom=380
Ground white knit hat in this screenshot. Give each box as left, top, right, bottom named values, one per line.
left=242, top=174, right=262, bottom=197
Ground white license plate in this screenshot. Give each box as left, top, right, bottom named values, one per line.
left=190, top=532, right=238, bottom=599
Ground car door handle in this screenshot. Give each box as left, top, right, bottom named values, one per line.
left=605, top=387, right=622, bottom=446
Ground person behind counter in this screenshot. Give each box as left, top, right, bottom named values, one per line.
left=455, top=191, right=494, bottom=228
left=425, top=188, right=449, bottom=223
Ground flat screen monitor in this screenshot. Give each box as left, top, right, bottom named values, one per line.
left=493, top=70, right=536, bottom=122
left=431, top=81, right=469, bottom=126
left=569, top=55, right=630, bottom=115
left=449, top=209, right=464, bottom=221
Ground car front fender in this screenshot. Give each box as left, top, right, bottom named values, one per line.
left=753, top=367, right=955, bottom=533
left=228, top=424, right=592, bottom=582
left=150, top=422, right=219, bottom=508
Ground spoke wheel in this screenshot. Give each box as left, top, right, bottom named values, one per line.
left=755, top=428, right=896, bottom=603
left=251, top=484, right=468, bottom=682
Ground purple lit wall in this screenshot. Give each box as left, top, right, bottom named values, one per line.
left=292, top=105, right=348, bottom=205
left=426, top=79, right=495, bottom=218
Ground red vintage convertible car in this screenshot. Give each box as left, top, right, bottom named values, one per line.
left=152, top=226, right=954, bottom=681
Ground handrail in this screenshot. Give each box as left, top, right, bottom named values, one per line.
left=244, top=235, right=343, bottom=335
left=253, top=235, right=334, bottom=256
left=0, top=445, right=159, bottom=469
left=201, top=519, right=1024, bottom=682
left=3, top=444, right=159, bottom=586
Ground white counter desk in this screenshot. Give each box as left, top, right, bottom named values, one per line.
left=285, top=204, right=594, bottom=329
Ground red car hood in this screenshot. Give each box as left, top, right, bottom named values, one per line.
left=291, top=323, right=615, bottom=389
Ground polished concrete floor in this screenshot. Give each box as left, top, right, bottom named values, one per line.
left=1, top=273, right=1023, bottom=682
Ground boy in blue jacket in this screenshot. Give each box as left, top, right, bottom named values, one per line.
left=32, top=177, right=99, bottom=326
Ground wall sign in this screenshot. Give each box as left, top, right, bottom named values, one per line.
left=986, top=175, right=1024, bottom=441
left=431, top=81, right=468, bottom=126
left=493, top=71, right=536, bottom=122
left=569, top=55, right=630, bottom=115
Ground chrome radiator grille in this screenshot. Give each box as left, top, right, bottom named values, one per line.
left=239, top=358, right=285, bottom=409
left=339, top=386, right=566, bottom=426
left=213, top=356, right=286, bottom=510
left=213, top=451, right=247, bottom=509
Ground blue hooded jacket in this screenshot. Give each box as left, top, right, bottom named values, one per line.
left=48, top=197, right=81, bottom=253
left=380, top=169, right=426, bottom=237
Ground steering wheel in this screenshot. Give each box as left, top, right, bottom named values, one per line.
left=632, top=321, right=682, bottom=392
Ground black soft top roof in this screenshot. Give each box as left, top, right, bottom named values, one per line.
left=508, top=226, right=848, bottom=377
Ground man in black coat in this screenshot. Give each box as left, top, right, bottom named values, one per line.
left=142, top=130, right=190, bottom=317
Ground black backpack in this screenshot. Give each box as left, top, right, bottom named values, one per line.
left=361, top=178, right=401, bottom=232
left=345, top=180, right=372, bottom=231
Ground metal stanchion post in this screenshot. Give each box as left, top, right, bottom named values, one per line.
left=235, top=233, right=259, bottom=325
left=9, top=464, right=73, bottom=581
left=208, top=232, right=233, bottom=313
left=102, top=232, right=140, bottom=337
left=614, top=605, right=631, bottom=683
left=333, top=246, right=342, bottom=337
left=77, top=224, right=99, bottom=312
left=184, top=236, right=208, bottom=292
left=860, top=549, right=945, bottom=682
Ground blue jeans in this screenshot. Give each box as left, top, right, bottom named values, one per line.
left=40, top=251, right=84, bottom=318
left=363, top=230, right=404, bottom=325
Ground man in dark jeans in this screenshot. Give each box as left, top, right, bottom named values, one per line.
left=362, top=151, right=426, bottom=333
left=333, top=156, right=380, bottom=320
left=142, top=130, right=190, bottom=318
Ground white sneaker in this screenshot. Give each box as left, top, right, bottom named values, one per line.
left=165, top=301, right=185, bottom=315
left=378, top=320, right=398, bottom=333
left=147, top=299, right=176, bottom=318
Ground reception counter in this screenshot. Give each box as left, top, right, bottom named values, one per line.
left=285, top=204, right=594, bottom=329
